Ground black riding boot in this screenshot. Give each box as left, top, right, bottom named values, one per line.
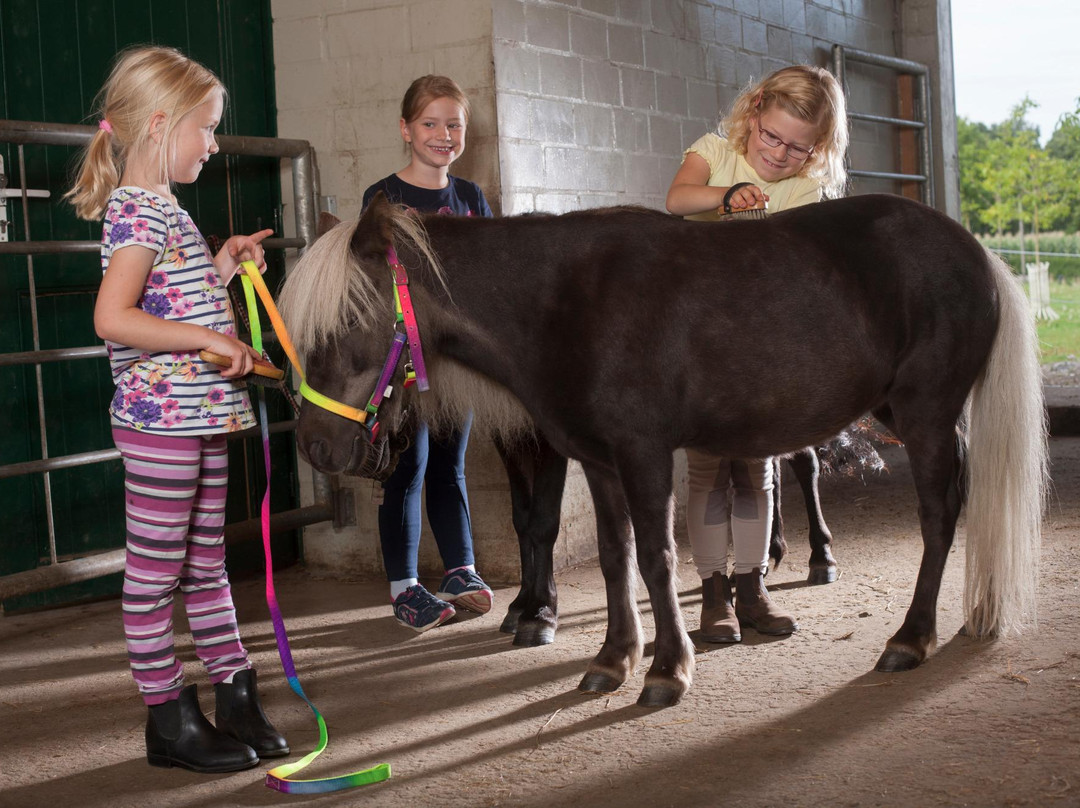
left=214, top=669, right=290, bottom=758
left=146, top=684, right=259, bottom=773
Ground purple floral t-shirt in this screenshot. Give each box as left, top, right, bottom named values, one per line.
left=100, top=187, right=255, bottom=434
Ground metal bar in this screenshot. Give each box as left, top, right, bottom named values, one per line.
left=849, top=111, right=925, bottom=129
left=989, top=249, right=1080, bottom=258
left=0, top=119, right=310, bottom=156
left=0, top=448, right=120, bottom=480
left=0, top=334, right=282, bottom=369
left=0, top=345, right=106, bottom=366
left=833, top=46, right=929, bottom=75
left=0, top=420, right=298, bottom=480
left=0, top=503, right=332, bottom=601
left=0, top=240, right=98, bottom=254
left=0, top=236, right=303, bottom=256
left=289, top=146, right=335, bottom=519
left=918, top=71, right=935, bottom=207
left=18, top=145, right=59, bottom=564
left=850, top=169, right=927, bottom=182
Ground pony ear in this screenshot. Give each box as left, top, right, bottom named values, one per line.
left=317, top=211, right=341, bottom=238
left=351, top=191, right=396, bottom=261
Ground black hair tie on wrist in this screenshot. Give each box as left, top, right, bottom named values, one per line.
left=722, top=182, right=753, bottom=214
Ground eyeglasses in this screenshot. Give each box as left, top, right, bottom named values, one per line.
left=756, top=123, right=814, bottom=159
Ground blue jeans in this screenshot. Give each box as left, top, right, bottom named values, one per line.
left=378, top=414, right=475, bottom=581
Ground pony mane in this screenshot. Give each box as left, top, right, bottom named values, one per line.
left=278, top=206, right=443, bottom=355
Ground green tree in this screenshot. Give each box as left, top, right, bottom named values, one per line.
left=979, top=101, right=1037, bottom=240
left=1046, top=98, right=1080, bottom=232
left=978, top=99, right=1070, bottom=259
left=957, top=117, right=994, bottom=232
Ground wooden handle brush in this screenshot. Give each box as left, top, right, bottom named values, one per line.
left=717, top=199, right=769, bottom=221
left=199, top=350, right=286, bottom=382
left=716, top=182, right=769, bottom=221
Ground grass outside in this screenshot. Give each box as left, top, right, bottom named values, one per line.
left=1034, top=280, right=1080, bottom=364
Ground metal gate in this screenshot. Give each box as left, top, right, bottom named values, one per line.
left=832, top=44, right=935, bottom=206
left=0, top=119, right=340, bottom=606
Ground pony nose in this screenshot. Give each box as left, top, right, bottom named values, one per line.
left=306, top=439, right=332, bottom=469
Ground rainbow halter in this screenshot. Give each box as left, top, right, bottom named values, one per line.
left=235, top=247, right=429, bottom=794
left=245, top=247, right=429, bottom=435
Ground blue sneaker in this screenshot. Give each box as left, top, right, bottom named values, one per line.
left=436, top=569, right=494, bottom=615
left=392, top=585, right=455, bottom=632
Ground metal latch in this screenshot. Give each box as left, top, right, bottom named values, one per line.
left=0, top=156, right=52, bottom=243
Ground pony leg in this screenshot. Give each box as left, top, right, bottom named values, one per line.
left=578, top=462, right=644, bottom=697
left=619, top=452, right=695, bottom=708
left=767, top=457, right=788, bottom=571
left=494, top=434, right=567, bottom=646
left=513, top=439, right=567, bottom=646
left=876, top=426, right=964, bottom=671
left=495, top=437, right=533, bottom=634
left=493, top=435, right=567, bottom=646
left=787, top=447, right=839, bottom=584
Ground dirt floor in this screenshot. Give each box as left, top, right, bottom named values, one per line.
left=2, top=436, right=1079, bottom=808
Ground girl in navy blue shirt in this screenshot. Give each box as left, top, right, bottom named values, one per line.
left=362, top=75, right=493, bottom=632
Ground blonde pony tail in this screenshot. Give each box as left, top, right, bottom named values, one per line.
left=65, top=126, right=122, bottom=221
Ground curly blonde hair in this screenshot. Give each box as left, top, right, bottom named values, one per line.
left=65, top=46, right=225, bottom=221
left=722, top=65, right=849, bottom=199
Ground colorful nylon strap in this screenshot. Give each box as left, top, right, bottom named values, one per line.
left=239, top=267, right=391, bottom=794
left=387, top=247, right=429, bottom=391
left=239, top=261, right=370, bottom=424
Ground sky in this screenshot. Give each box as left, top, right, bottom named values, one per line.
left=951, top=0, right=1080, bottom=144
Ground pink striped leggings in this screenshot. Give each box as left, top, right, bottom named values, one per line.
left=113, top=426, right=250, bottom=706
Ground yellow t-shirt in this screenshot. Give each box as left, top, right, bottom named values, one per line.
left=682, top=132, right=822, bottom=220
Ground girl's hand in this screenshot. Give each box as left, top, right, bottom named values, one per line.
left=204, top=333, right=262, bottom=379
left=723, top=184, right=768, bottom=211
left=216, top=229, right=274, bottom=283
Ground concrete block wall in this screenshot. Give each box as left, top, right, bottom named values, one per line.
left=271, top=0, right=958, bottom=583
left=490, top=0, right=910, bottom=215
left=271, top=0, right=499, bottom=219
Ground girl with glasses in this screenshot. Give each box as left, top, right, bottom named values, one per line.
left=664, top=65, right=849, bottom=643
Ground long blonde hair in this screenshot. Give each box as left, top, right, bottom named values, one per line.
left=722, top=65, right=849, bottom=199
left=65, top=46, right=225, bottom=220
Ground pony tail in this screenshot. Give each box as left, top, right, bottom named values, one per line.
left=65, top=128, right=121, bottom=221
left=963, top=249, right=1047, bottom=636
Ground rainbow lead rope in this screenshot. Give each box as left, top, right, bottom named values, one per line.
left=239, top=262, right=391, bottom=793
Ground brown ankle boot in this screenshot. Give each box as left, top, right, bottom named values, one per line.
left=700, top=572, right=740, bottom=643
left=735, top=570, right=798, bottom=635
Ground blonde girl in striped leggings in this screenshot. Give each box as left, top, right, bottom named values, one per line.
left=67, top=45, right=287, bottom=774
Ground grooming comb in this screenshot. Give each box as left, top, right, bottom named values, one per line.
left=717, top=198, right=769, bottom=221
left=199, top=349, right=286, bottom=385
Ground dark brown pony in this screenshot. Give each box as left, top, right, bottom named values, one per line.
left=280, top=194, right=1045, bottom=707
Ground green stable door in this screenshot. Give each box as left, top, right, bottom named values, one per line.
left=0, top=0, right=300, bottom=611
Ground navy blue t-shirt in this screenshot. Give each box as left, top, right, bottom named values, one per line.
left=362, top=173, right=492, bottom=218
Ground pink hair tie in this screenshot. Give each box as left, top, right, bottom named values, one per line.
left=98, top=119, right=113, bottom=133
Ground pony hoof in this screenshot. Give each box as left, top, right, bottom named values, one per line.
left=637, top=684, right=683, bottom=708
left=499, top=609, right=522, bottom=635
left=512, top=624, right=556, bottom=647
left=875, top=646, right=924, bottom=672
left=807, top=565, right=839, bottom=585
left=579, top=672, right=623, bottom=694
